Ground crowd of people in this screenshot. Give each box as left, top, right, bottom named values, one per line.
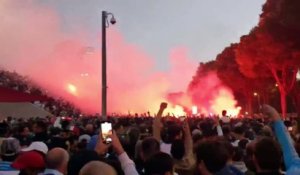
left=1, top=70, right=300, bottom=175
left=0, top=70, right=78, bottom=116
left=0, top=102, right=299, bottom=175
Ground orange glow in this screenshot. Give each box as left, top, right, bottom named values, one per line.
left=165, top=105, right=186, bottom=117
left=67, top=83, right=77, bottom=96
left=211, top=89, right=241, bottom=116
left=192, top=106, right=198, bottom=115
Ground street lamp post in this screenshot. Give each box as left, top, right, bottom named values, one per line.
left=102, top=11, right=116, bottom=120
left=253, top=92, right=261, bottom=112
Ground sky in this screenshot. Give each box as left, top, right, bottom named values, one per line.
left=40, top=0, right=265, bottom=70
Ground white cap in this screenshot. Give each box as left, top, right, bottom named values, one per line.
left=21, top=141, right=48, bottom=155
left=192, top=129, right=202, bottom=136
left=78, top=134, right=91, bottom=143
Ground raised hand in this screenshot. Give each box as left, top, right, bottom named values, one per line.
left=94, top=131, right=110, bottom=156
left=111, top=131, right=125, bottom=155
left=261, top=104, right=281, bottom=121
left=160, top=102, right=168, bottom=110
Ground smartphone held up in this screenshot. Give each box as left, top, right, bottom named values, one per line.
left=101, top=122, right=112, bottom=144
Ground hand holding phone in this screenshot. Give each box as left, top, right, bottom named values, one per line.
left=111, top=131, right=125, bottom=155
left=101, top=122, right=112, bottom=144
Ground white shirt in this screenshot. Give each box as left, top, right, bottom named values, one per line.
left=43, top=169, right=63, bottom=175
left=221, top=116, right=230, bottom=123
left=118, top=152, right=139, bottom=175
left=160, top=142, right=172, bottom=155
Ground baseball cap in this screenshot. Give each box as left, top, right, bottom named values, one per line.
left=11, top=151, right=45, bottom=170
left=78, top=134, right=91, bottom=143
left=21, top=142, right=48, bottom=155
left=1, top=137, right=20, bottom=157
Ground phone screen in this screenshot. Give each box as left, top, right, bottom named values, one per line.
left=101, top=122, right=112, bottom=144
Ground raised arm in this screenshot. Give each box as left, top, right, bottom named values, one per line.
left=153, top=102, right=167, bottom=141
left=262, top=105, right=300, bottom=170
left=111, top=131, right=139, bottom=175
left=183, top=118, right=193, bottom=157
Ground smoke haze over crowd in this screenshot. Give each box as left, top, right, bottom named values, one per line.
left=0, top=1, right=241, bottom=116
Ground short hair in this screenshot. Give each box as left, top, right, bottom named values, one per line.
left=195, top=139, right=230, bottom=173
left=46, top=148, right=69, bottom=169
left=144, top=152, right=174, bottom=175
left=167, top=125, right=182, bottom=142
left=79, top=161, right=117, bottom=175
left=34, top=120, right=47, bottom=131
left=253, top=137, right=282, bottom=171
left=141, top=137, right=160, bottom=161
left=68, top=150, right=100, bottom=175
left=171, top=139, right=185, bottom=160
left=18, top=125, right=28, bottom=134
left=222, top=110, right=227, bottom=116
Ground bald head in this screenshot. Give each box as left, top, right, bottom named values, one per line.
left=79, top=161, right=117, bottom=175
left=46, top=148, right=69, bottom=172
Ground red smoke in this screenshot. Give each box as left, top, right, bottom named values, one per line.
left=0, top=1, right=240, bottom=116
left=187, top=73, right=241, bottom=116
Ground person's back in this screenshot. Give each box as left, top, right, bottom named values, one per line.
left=136, top=137, right=160, bottom=174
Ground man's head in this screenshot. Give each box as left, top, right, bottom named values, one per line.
left=79, top=161, right=117, bottom=175
left=253, top=137, right=282, bottom=172
left=140, top=137, right=160, bottom=161
left=167, top=125, right=182, bottom=142
left=46, top=148, right=69, bottom=174
left=222, top=110, right=227, bottom=117
left=67, top=150, right=100, bottom=175
left=1, top=138, right=20, bottom=161
left=196, top=139, right=230, bottom=174
left=18, top=125, right=30, bottom=137
left=144, top=152, right=174, bottom=175
left=33, top=120, right=47, bottom=134
left=85, top=124, right=94, bottom=136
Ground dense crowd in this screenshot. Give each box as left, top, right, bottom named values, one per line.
left=0, top=102, right=300, bottom=175
left=0, top=70, right=79, bottom=116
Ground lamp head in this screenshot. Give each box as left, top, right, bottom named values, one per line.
left=110, top=16, right=116, bottom=25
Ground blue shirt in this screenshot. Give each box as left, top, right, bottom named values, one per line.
left=272, top=120, right=300, bottom=175
left=0, top=161, right=19, bottom=175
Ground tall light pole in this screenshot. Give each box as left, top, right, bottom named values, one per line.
left=102, top=11, right=116, bottom=120
left=253, top=92, right=261, bottom=112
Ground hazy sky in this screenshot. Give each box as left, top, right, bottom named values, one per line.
left=40, top=0, right=265, bottom=70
